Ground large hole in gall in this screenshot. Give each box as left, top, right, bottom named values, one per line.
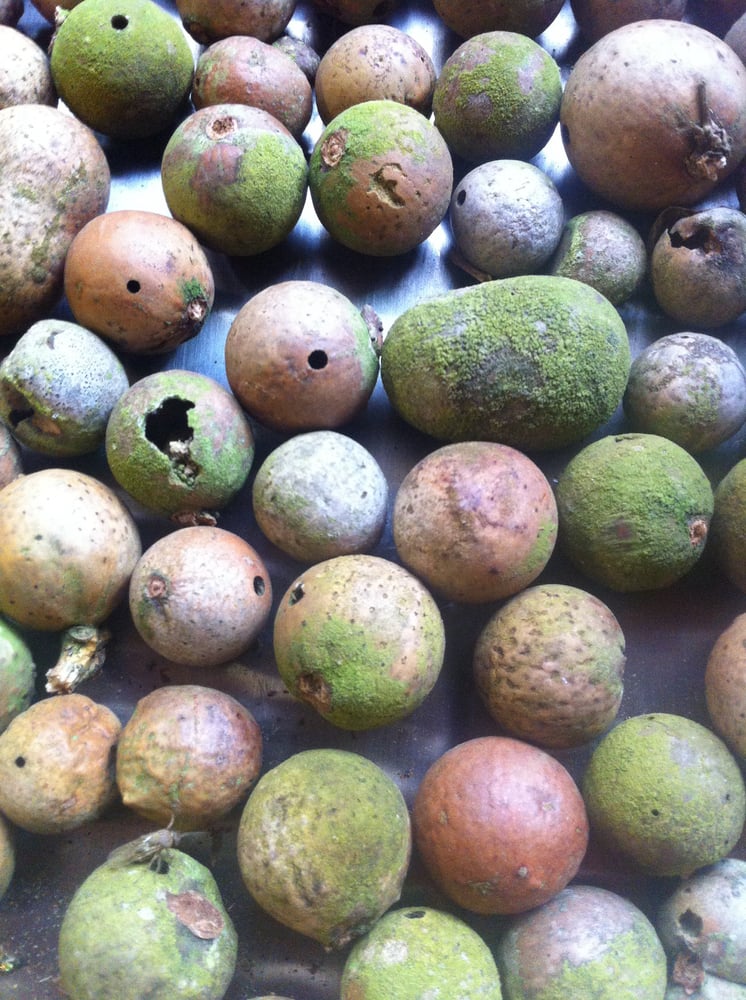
left=145, top=397, right=195, bottom=454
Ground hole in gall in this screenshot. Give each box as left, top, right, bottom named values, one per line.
left=110, top=13, right=128, bottom=28
left=308, top=350, right=328, bottom=370
left=253, top=576, right=265, bottom=596
left=127, top=279, right=141, bottom=293
left=145, top=397, right=195, bottom=454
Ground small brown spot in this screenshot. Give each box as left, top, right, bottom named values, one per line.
left=166, top=890, right=224, bottom=939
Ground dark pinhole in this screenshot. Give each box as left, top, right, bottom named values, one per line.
left=9, top=406, right=34, bottom=428
left=678, top=909, right=703, bottom=936
left=254, top=576, right=266, bottom=597
left=308, top=350, right=328, bottom=370
left=405, top=909, right=426, bottom=919
left=111, top=13, right=129, bottom=28
left=145, top=397, right=195, bottom=453
left=289, top=583, right=305, bottom=605
left=126, top=279, right=141, bottom=293
left=456, top=190, right=466, bottom=205
left=651, top=808, right=660, bottom=816
left=14, top=756, right=25, bottom=767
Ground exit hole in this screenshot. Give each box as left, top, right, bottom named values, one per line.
left=308, top=350, right=328, bottom=370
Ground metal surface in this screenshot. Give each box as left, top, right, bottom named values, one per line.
left=2, top=0, right=746, bottom=997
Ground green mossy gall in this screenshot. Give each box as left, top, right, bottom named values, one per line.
left=340, top=906, right=503, bottom=999
left=308, top=98, right=453, bottom=256
left=105, top=369, right=254, bottom=520
left=161, top=104, right=308, bottom=256
left=555, top=433, right=714, bottom=592
left=496, top=884, right=667, bottom=1000
left=380, top=275, right=630, bottom=450
left=50, top=0, right=194, bottom=139
left=58, top=847, right=237, bottom=1000
left=273, top=554, right=445, bottom=730
left=711, top=458, right=746, bottom=593
left=432, top=31, right=562, bottom=162
left=582, top=713, right=746, bottom=877
left=237, top=748, right=411, bottom=949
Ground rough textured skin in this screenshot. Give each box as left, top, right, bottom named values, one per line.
left=64, top=209, right=215, bottom=355
left=705, top=612, right=746, bottom=758
left=711, top=459, right=746, bottom=593
left=392, top=441, right=558, bottom=604
left=548, top=209, right=646, bottom=305
left=273, top=554, right=445, bottom=730
left=496, top=885, right=667, bottom=1000
left=176, top=0, right=295, bottom=44
left=340, top=906, right=503, bottom=999
left=412, top=736, right=589, bottom=915
left=450, top=160, right=564, bottom=278
left=570, top=0, right=686, bottom=42
left=192, top=36, right=313, bottom=139
left=0, top=467, right=141, bottom=631
left=0, top=103, right=110, bottom=338
left=582, top=713, right=746, bottom=877
left=314, top=24, right=436, bottom=124
left=432, top=31, right=562, bottom=162
left=0, top=617, right=36, bottom=735
left=380, top=275, right=630, bottom=450
left=432, top=0, right=563, bottom=38
left=657, top=858, right=746, bottom=985
left=0, top=319, right=129, bottom=457
left=128, top=526, right=272, bottom=667
left=116, top=684, right=263, bottom=830
left=473, top=583, right=625, bottom=748
left=0, top=694, right=120, bottom=834
left=623, top=332, right=746, bottom=453
left=50, top=0, right=194, bottom=139
left=650, top=208, right=746, bottom=328
left=560, top=20, right=746, bottom=211
left=225, top=280, right=381, bottom=431
left=237, top=749, right=411, bottom=949
left=556, top=433, right=714, bottom=592
left=0, top=25, right=56, bottom=107
left=308, top=99, right=453, bottom=256
left=58, top=848, right=237, bottom=1000
left=161, top=103, right=308, bottom=256
left=252, top=431, right=388, bottom=561
left=105, top=369, right=254, bottom=519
